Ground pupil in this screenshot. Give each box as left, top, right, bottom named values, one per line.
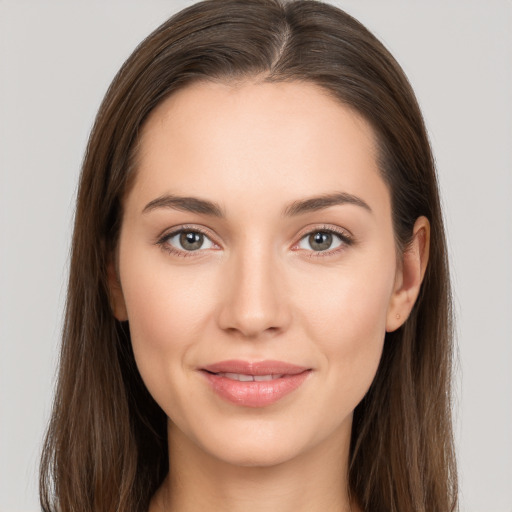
left=310, top=232, right=332, bottom=251
left=180, top=231, right=203, bottom=251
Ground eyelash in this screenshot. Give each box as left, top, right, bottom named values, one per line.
left=156, top=225, right=214, bottom=258
left=156, top=224, right=354, bottom=258
left=294, top=225, right=354, bottom=258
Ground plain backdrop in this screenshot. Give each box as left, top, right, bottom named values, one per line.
left=0, top=1, right=511, bottom=511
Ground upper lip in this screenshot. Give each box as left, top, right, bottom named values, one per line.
left=201, top=360, right=310, bottom=376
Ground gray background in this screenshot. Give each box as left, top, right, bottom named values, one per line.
left=0, top=1, right=511, bottom=511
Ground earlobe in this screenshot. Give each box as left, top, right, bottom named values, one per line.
left=107, top=261, right=128, bottom=321
left=386, top=216, right=430, bottom=332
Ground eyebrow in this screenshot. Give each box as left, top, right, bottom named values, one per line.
left=283, top=192, right=372, bottom=216
left=142, top=195, right=225, bottom=217
left=142, top=191, right=372, bottom=217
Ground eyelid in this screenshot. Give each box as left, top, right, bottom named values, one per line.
left=155, top=223, right=354, bottom=258
left=291, top=224, right=354, bottom=255
left=156, top=224, right=221, bottom=256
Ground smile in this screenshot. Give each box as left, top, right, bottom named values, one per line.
left=215, top=372, right=285, bottom=381
left=200, top=360, right=312, bottom=408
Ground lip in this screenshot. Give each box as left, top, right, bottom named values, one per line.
left=200, top=360, right=312, bottom=408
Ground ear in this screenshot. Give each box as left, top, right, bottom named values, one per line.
left=107, top=260, right=128, bottom=321
left=386, top=216, right=430, bottom=332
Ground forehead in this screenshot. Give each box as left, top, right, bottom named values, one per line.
left=128, top=80, right=389, bottom=218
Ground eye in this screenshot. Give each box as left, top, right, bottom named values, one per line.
left=296, top=229, right=350, bottom=253
left=161, top=228, right=216, bottom=253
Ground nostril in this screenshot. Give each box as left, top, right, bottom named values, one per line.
left=215, top=267, right=292, bottom=337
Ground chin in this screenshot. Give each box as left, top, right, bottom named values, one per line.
left=171, top=413, right=315, bottom=469
left=181, top=410, right=351, bottom=470
left=208, top=438, right=306, bottom=468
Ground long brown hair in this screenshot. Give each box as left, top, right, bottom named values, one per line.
left=40, top=1, right=457, bottom=510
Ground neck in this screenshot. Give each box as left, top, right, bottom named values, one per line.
left=151, top=420, right=358, bottom=512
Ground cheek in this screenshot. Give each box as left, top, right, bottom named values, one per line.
left=298, top=259, right=394, bottom=339
left=118, top=247, right=216, bottom=405
left=294, top=256, right=395, bottom=400
left=123, top=273, right=193, bottom=351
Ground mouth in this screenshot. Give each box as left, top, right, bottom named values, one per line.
left=199, top=360, right=312, bottom=408
left=211, top=372, right=287, bottom=382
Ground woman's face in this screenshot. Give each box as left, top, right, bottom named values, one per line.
left=113, top=80, right=405, bottom=467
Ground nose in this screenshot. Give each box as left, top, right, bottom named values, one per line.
left=216, top=242, right=292, bottom=339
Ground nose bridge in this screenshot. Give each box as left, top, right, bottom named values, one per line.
left=217, top=235, right=289, bottom=338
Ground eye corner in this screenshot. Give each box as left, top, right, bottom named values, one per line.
left=155, top=225, right=221, bottom=257
left=293, top=225, right=355, bottom=257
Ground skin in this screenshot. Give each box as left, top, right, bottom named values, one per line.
left=109, top=80, right=429, bottom=512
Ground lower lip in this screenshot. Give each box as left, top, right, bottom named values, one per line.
left=202, top=371, right=311, bottom=408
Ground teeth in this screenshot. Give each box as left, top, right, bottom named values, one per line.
left=217, top=373, right=284, bottom=382
left=231, top=373, right=254, bottom=382
left=253, top=375, right=273, bottom=382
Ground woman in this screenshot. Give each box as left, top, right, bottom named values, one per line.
left=40, top=0, right=457, bottom=510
